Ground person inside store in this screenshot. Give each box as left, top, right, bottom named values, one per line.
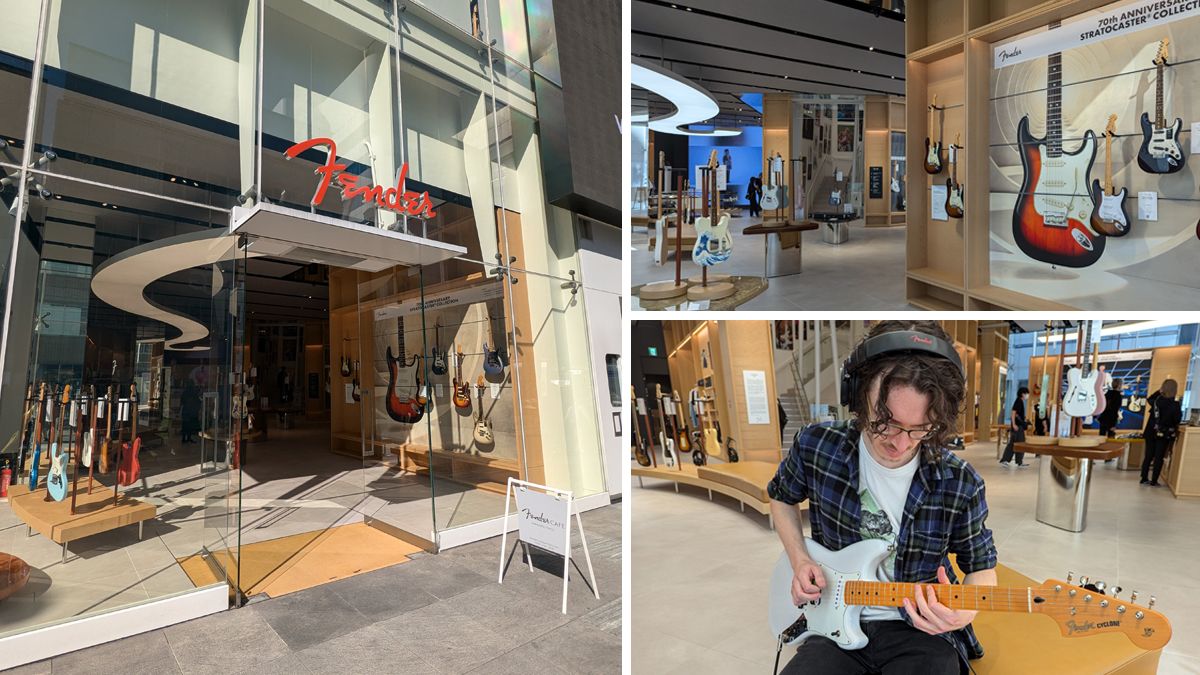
left=778, top=398, right=788, bottom=445
left=1098, top=378, right=1123, bottom=438
left=1032, top=401, right=1047, bottom=436
left=1142, top=377, right=1181, bottom=487
left=747, top=173, right=763, bottom=217
left=768, top=320, right=997, bottom=675
left=999, top=387, right=1031, bottom=468
left=180, top=379, right=201, bottom=444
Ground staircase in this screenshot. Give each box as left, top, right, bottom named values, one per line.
left=776, top=323, right=859, bottom=449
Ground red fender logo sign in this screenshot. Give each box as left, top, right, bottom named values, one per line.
left=285, top=137, right=436, bottom=219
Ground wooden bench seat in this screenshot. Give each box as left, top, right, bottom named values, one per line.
left=634, top=461, right=799, bottom=527
left=697, top=461, right=777, bottom=503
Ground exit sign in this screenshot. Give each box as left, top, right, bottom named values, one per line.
left=647, top=347, right=659, bottom=356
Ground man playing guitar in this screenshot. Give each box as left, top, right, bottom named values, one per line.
left=769, top=320, right=996, bottom=674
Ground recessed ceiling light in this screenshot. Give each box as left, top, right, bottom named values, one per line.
left=869, top=46, right=874, bottom=51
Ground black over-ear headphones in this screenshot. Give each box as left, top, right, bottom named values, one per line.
left=840, top=330, right=964, bottom=408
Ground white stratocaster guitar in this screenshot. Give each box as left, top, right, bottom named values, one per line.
left=769, top=538, right=1171, bottom=652
left=1089, top=114, right=1129, bottom=237
left=1063, top=321, right=1106, bottom=418
left=653, top=150, right=668, bottom=265
left=692, top=150, right=733, bottom=266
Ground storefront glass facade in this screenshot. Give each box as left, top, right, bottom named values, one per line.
left=0, top=0, right=609, bottom=647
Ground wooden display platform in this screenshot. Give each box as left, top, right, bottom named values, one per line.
left=392, top=446, right=518, bottom=495
left=1014, top=441, right=1124, bottom=461
left=638, top=279, right=689, bottom=300
left=8, top=483, right=156, bottom=562
left=686, top=281, right=735, bottom=302
left=633, top=461, right=800, bottom=526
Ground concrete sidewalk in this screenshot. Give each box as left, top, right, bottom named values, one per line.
left=11, top=503, right=622, bottom=675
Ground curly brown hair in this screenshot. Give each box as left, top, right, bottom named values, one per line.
left=848, top=320, right=965, bottom=461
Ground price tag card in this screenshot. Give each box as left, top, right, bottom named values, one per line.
left=930, top=185, right=948, bottom=221
left=636, top=398, right=647, bottom=415
left=435, top=384, right=443, bottom=398
left=1192, top=122, right=1200, bottom=154
left=490, top=383, right=501, bottom=399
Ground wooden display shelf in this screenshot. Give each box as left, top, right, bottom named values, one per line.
left=908, top=266, right=965, bottom=292
left=8, top=483, right=155, bottom=563
left=908, top=36, right=966, bottom=63
left=966, top=285, right=1075, bottom=311
left=907, top=278, right=964, bottom=310
left=392, top=445, right=519, bottom=496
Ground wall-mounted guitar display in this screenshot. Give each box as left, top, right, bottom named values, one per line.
left=1137, top=39, right=1184, bottom=175
left=430, top=321, right=447, bottom=376
left=1090, top=115, right=1129, bottom=237
left=924, top=95, right=944, bottom=174
left=945, top=135, right=964, bottom=219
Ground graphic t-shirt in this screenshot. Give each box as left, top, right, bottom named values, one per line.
left=857, top=435, right=919, bottom=621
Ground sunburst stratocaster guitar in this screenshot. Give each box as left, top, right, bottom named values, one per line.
left=769, top=538, right=1171, bottom=652
left=1138, top=39, right=1184, bottom=174
left=1012, top=26, right=1104, bottom=268
left=1090, top=114, right=1129, bottom=237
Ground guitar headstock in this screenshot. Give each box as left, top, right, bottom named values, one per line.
left=1033, top=579, right=1171, bottom=650
left=955, top=133, right=961, bottom=149
left=38, top=382, right=46, bottom=402
left=1154, top=38, right=1169, bottom=66
left=61, top=384, right=72, bottom=404
left=707, top=149, right=718, bottom=169
left=929, top=93, right=938, bottom=111
left=655, top=383, right=663, bottom=400
left=1105, top=114, right=1118, bottom=137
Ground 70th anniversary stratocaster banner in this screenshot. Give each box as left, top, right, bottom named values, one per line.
left=988, top=0, right=1200, bottom=309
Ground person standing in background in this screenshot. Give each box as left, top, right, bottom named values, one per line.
left=1142, top=378, right=1181, bottom=486
left=747, top=174, right=763, bottom=217
left=1098, top=378, right=1123, bottom=437
left=999, top=387, right=1030, bottom=467
left=722, top=149, right=733, bottom=182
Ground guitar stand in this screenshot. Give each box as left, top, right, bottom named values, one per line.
left=686, top=166, right=734, bottom=300
left=639, top=174, right=689, bottom=300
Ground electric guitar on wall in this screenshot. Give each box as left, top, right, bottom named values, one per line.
left=483, top=340, right=504, bottom=377
left=1090, top=114, right=1130, bottom=237
left=769, top=538, right=1171, bottom=653
left=47, top=384, right=71, bottom=501
left=672, top=390, right=691, bottom=453
left=632, top=387, right=651, bottom=467
left=1063, top=321, right=1105, bottom=418
left=1011, top=25, right=1104, bottom=268
left=1137, top=39, right=1184, bottom=174
left=340, top=354, right=352, bottom=378
left=656, top=385, right=677, bottom=468
left=385, top=346, right=426, bottom=424
left=924, top=95, right=943, bottom=174
left=473, top=376, right=494, bottom=447
left=692, top=150, right=733, bottom=266
left=945, top=135, right=964, bottom=219
left=452, top=344, right=471, bottom=409
left=351, top=360, right=362, bottom=403
left=431, top=322, right=447, bottom=376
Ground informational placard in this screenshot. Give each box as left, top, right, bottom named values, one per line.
left=1193, top=122, right=1200, bottom=154
left=374, top=282, right=504, bottom=319
left=931, top=185, right=949, bottom=221
left=636, top=398, right=646, bottom=414
left=743, top=370, right=770, bottom=425
left=993, top=0, right=1200, bottom=68
left=513, top=486, right=570, bottom=556
left=869, top=166, right=883, bottom=198
left=1138, top=191, right=1158, bottom=221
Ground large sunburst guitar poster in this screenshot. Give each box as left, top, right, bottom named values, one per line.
left=989, top=0, right=1200, bottom=309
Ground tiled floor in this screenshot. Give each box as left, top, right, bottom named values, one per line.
left=632, top=441, right=1200, bottom=674
left=9, top=502, right=622, bottom=675
left=630, top=215, right=912, bottom=310
left=0, top=418, right=509, bottom=639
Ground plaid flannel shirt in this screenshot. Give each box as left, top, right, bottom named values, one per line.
left=767, top=421, right=997, bottom=669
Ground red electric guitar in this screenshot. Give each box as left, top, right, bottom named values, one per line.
left=117, top=385, right=141, bottom=487
left=1011, top=24, right=1105, bottom=268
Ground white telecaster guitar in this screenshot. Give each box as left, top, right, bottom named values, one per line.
left=769, top=538, right=1171, bottom=652
left=692, top=150, right=732, bottom=266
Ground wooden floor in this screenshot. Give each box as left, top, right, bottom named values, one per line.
left=178, top=522, right=422, bottom=599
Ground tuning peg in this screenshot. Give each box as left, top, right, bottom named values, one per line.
left=1093, top=581, right=1106, bottom=593
left=1131, top=591, right=1139, bottom=603
left=1110, top=586, right=1122, bottom=597
left=1148, top=596, right=1156, bottom=609
left=1067, top=571, right=1074, bottom=583
left=1080, top=576, right=1090, bottom=587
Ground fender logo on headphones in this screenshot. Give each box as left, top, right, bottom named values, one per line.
left=910, top=335, right=933, bottom=345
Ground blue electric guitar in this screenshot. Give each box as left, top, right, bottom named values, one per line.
left=27, top=383, right=46, bottom=489
left=47, top=384, right=72, bottom=501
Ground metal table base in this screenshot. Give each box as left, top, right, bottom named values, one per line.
left=1035, top=456, right=1094, bottom=532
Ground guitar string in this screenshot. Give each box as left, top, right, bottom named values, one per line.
left=990, top=55, right=1200, bottom=104
left=841, top=582, right=1157, bottom=612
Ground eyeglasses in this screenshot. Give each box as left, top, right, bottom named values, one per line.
left=870, top=421, right=938, bottom=442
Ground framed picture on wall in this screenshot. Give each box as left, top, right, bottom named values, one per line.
left=802, top=117, right=814, bottom=140
left=837, top=123, right=854, bottom=152
left=837, top=104, right=855, bottom=122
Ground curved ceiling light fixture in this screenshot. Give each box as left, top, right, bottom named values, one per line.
left=631, top=58, right=741, bottom=137
left=92, top=230, right=264, bottom=351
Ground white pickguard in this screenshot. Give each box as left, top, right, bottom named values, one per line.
left=1062, top=367, right=1100, bottom=418
left=1148, top=120, right=1183, bottom=162
left=1032, top=138, right=1094, bottom=228
left=653, top=217, right=666, bottom=265
left=948, top=187, right=964, bottom=211
left=82, top=430, right=92, bottom=468
left=662, top=435, right=676, bottom=467
left=1097, top=192, right=1128, bottom=231
left=769, top=538, right=891, bottom=650
left=926, top=145, right=940, bottom=166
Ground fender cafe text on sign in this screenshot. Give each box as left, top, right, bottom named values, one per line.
left=285, top=137, right=437, bottom=220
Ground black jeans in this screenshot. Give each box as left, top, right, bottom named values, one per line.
left=1000, top=427, right=1025, bottom=464
left=780, top=621, right=960, bottom=675
left=1141, top=434, right=1173, bottom=483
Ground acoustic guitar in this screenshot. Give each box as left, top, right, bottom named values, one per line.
left=47, top=384, right=72, bottom=501
left=1137, top=39, right=1184, bottom=174
left=1090, top=115, right=1129, bottom=237
left=1011, top=24, right=1104, bottom=268
left=770, top=538, right=1171, bottom=652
